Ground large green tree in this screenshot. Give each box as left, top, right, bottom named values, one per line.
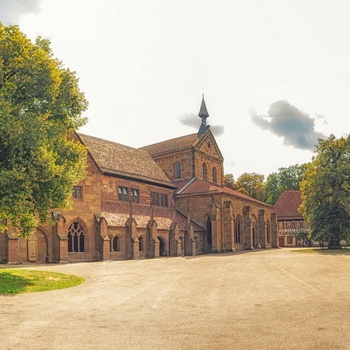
left=264, top=164, right=306, bottom=204
left=299, top=135, right=350, bottom=248
left=235, top=172, right=265, bottom=201
left=0, top=23, right=88, bottom=237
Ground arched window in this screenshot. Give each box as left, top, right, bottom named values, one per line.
left=235, top=219, right=241, bottom=244
left=139, top=236, right=144, bottom=251
left=212, top=167, right=217, bottom=183
left=113, top=236, right=120, bottom=251
left=202, top=163, right=208, bottom=180
left=68, top=221, right=85, bottom=252
left=175, top=161, right=181, bottom=179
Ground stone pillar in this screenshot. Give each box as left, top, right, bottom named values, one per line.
left=99, top=217, right=110, bottom=261
left=191, top=238, right=197, bottom=256
left=243, top=206, right=253, bottom=250
left=133, top=237, right=140, bottom=259
left=271, top=213, right=278, bottom=248
left=54, top=213, right=69, bottom=263
left=176, top=238, right=182, bottom=256
left=210, top=201, right=222, bottom=253
left=258, top=210, right=267, bottom=248
left=147, top=220, right=158, bottom=258
left=126, top=218, right=138, bottom=260
left=154, top=238, right=160, bottom=258
left=223, top=201, right=235, bottom=252
left=169, top=223, right=179, bottom=256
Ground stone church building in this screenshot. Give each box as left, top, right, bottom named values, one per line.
left=0, top=97, right=278, bottom=264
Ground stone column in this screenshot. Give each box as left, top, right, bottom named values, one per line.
left=271, top=213, right=278, bottom=248
left=223, top=201, right=235, bottom=252
left=258, top=210, right=267, bottom=248
left=243, top=206, right=253, bottom=250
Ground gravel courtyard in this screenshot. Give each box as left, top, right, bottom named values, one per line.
left=1, top=248, right=350, bottom=350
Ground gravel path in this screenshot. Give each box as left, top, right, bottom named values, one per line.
left=1, top=248, right=350, bottom=350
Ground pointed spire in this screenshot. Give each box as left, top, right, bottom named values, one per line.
left=198, top=94, right=209, bottom=136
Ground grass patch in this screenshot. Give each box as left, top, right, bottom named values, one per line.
left=0, top=269, right=84, bottom=294
left=291, top=248, right=350, bottom=255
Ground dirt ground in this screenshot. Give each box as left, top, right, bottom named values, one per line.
left=1, top=248, right=350, bottom=350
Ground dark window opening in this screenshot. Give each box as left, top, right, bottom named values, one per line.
left=118, top=186, right=139, bottom=203
left=113, top=236, right=120, bottom=251
left=151, top=192, right=168, bottom=207
left=72, top=186, right=83, bottom=198
left=175, top=161, right=181, bottom=179
left=202, top=163, right=208, bottom=180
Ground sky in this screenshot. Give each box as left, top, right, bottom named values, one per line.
left=1, top=0, right=350, bottom=179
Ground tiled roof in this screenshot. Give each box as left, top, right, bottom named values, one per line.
left=139, top=133, right=199, bottom=157
left=100, top=210, right=204, bottom=231
left=274, top=190, right=303, bottom=219
left=177, top=178, right=273, bottom=207
left=78, top=133, right=173, bottom=187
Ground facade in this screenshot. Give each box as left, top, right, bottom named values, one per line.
left=0, top=96, right=278, bottom=264
left=274, top=190, right=308, bottom=247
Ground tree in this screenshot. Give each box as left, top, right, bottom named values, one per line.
left=299, top=135, right=350, bottom=249
left=0, top=23, right=88, bottom=237
left=224, top=173, right=235, bottom=190
left=235, top=172, right=265, bottom=201
left=264, top=164, right=307, bottom=205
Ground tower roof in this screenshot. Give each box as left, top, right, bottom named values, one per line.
left=198, top=95, right=209, bottom=136
left=198, top=95, right=209, bottom=118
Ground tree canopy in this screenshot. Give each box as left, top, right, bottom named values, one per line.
left=234, top=172, right=265, bottom=201
left=0, top=23, right=88, bottom=237
left=299, top=135, right=350, bottom=248
left=264, top=164, right=306, bottom=204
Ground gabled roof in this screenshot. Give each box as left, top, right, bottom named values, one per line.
left=177, top=178, right=273, bottom=208
left=140, top=128, right=223, bottom=160
left=140, top=133, right=199, bottom=157
left=274, top=190, right=303, bottom=220
left=77, top=133, right=173, bottom=187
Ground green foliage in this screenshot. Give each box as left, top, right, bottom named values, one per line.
left=264, top=164, right=306, bottom=204
left=0, top=23, right=88, bottom=237
left=0, top=269, right=84, bottom=294
left=299, top=135, right=350, bottom=248
left=224, top=173, right=235, bottom=189
left=225, top=164, right=307, bottom=204
left=235, top=172, right=265, bottom=201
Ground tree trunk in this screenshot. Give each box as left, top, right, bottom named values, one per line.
left=328, top=237, right=342, bottom=249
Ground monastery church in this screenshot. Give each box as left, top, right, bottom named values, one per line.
left=0, top=96, right=278, bottom=264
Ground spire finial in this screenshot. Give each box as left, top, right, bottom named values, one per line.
left=197, top=94, right=209, bottom=136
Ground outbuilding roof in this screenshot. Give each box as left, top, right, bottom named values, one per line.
left=274, top=190, right=303, bottom=220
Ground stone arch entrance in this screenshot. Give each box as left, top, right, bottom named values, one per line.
left=27, top=228, right=48, bottom=263
left=158, top=236, right=167, bottom=256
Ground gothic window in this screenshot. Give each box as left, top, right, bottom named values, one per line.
left=68, top=221, right=85, bottom=252
left=175, top=161, right=181, bottom=179
left=113, top=236, right=120, bottom=251
left=202, top=163, right=208, bottom=180
left=212, top=167, right=217, bottom=183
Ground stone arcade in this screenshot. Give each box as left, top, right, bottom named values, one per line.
left=0, top=96, right=278, bottom=263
